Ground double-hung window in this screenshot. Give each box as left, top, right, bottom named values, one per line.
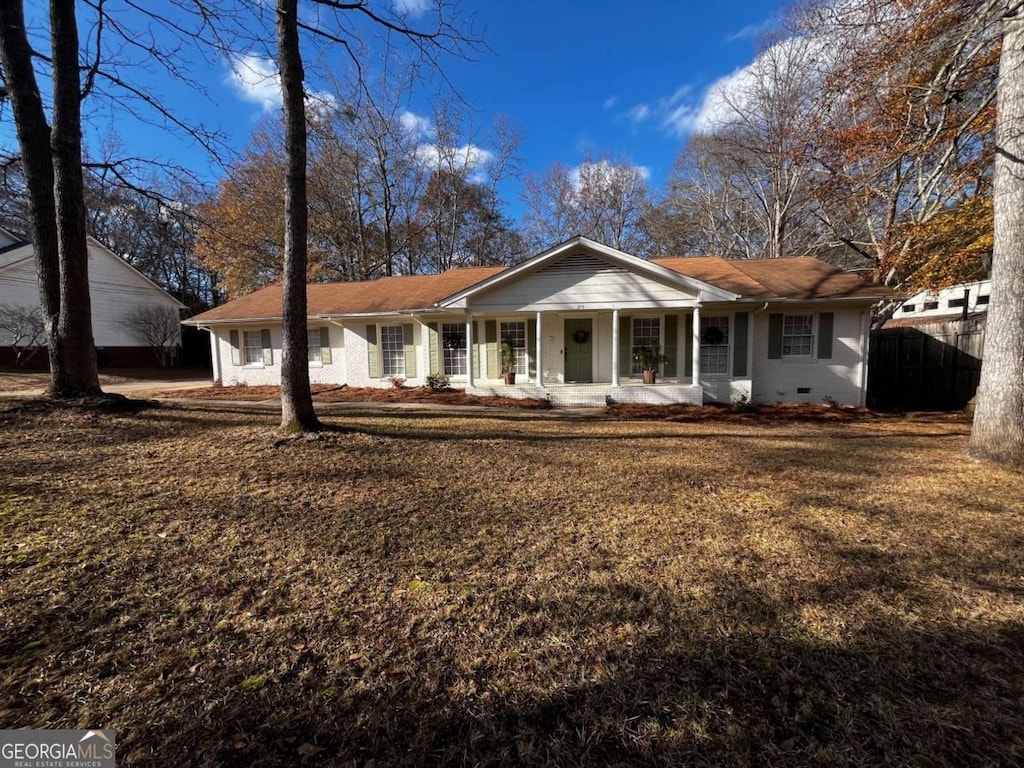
left=380, top=325, right=405, bottom=376
left=242, top=331, right=264, bottom=366
left=782, top=314, right=814, bottom=358
left=700, top=316, right=730, bottom=375
left=442, top=323, right=467, bottom=376
left=631, top=317, right=661, bottom=374
left=307, top=329, right=322, bottom=364
left=500, top=321, right=527, bottom=374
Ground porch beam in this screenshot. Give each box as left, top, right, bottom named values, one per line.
left=535, top=311, right=543, bottom=386
left=466, top=313, right=475, bottom=388
left=611, top=309, right=620, bottom=387
left=692, top=305, right=701, bottom=387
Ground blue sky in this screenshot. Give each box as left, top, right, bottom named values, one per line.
left=3, top=0, right=787, bottom=218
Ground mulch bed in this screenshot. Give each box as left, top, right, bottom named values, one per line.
left=166, top=384, right=553, bottom=409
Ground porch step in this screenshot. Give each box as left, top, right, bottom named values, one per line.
left=547, top=387, right=610, bottom=408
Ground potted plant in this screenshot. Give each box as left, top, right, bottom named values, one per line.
left=500, top=341, right=518, bottom=385
left=633, top=343, right=668, bottom=384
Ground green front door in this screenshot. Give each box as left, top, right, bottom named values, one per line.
left=564, top=318, right=593, bottom=382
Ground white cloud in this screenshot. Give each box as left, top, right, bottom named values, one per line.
left=392, top=0, right=431, bottom=17
left=723, top=18, right=775, bottom=44
left=227, top=52, right=336, bottom=112
left=603, top=96, right=619, bottom=110
left=398, top=109, right=434, bottom=139
left=415, top=143, right=495, bottom=176
left=227, top=53, right=281, bottom=110
left=625, top=103, right=651, bottom=124
left=657, top=36, right=831, bottom=136
left=569, top=159, right=651, bottom=190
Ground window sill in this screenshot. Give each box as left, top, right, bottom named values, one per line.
left=309, top=362, right=324, bottom=368
left=242, top=363, right=265, bottom=369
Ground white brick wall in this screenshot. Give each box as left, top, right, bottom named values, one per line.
left=750, top=308, right=869, bottom=407
left=212, top=324, right=346, bottom=387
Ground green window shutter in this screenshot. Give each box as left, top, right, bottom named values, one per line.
left=319, top=327, right=332, bottom=365
left=229, top=330, right=241, bottom=366
left=427, top=322, right=440, bottom=374
left=261, top=329, right=273, bottom=365
left=403, top=323, right=417, bottom=378
left=663, top=314, right=678, bottom=377
left=733, top=312, right=749, bottom=377
left=618, top=315, right=632, bottom=378
left=527, top=318, right=537, bottom=377
left=684, top=313, right=693, bottom=378
left=366, top=324, right=379, bottom=378
left=817, top=312, right=834, bottom=359
left=768, top=314, right=784, bottom=359
left=485, top=320, right=498, bottom=378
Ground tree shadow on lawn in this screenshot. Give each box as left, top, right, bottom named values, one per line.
left=127, top=575, right=1024, bottom=767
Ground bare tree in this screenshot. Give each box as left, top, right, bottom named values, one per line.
left=665, top=35, right=826, bottom=260
left=269, top=0, right=478, bottom=433
left=0, top=304, right=45, bottom=367
left=522, top=153, right=651, bottom=253
left=970, top=1, right=1024, bottom=465
left=125, top=305, right=181, bottom=367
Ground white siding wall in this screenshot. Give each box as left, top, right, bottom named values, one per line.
left=469, top=251, right=698, bottom=312
left=750, top=307, right=868, bottom=407
left=0, top=244, right=182, bottom=348
left=213, top=324, right=346, bottom=387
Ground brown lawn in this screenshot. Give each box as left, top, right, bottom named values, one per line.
left=0, top=403, right=1022, bottom=766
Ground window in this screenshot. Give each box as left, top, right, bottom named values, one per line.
left=901, top=304, right=917, bottom=313
left=948, top=298, right=965, bottom=309
left=442, top=323, right=467, bottom=376
left=923, top=301, right=939, bottom=311
left=242, top=330, right=264, bottom=365
left=500, top=321, right=527, bottom=374
left=978, top=294, right=990, bottom=305
left=308, top=329, right=322, bottom=364
left=380, top=325, right=405, bottom=376
left=632, top=317, right=661, bottom=374
left=782, top=314, right=814, bottom=358
left=700, top=316, right=730, bottom=375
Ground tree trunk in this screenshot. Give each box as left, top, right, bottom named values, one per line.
left=276, top=0, right=321, bottom=432
left=0, top=1, right=64, bottom=389
left=969, top=11, right=1024, bottom=465
left=50, top=0, right=102, bottom=396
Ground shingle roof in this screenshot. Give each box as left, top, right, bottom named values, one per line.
left=188, top=267, right=507, bottom=323
left=188, top=255, right=887, bottom=323
left=652, top=256, right=887, bottom=300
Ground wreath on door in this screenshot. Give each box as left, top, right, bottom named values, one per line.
left=572, top=329, right=590, bottom=344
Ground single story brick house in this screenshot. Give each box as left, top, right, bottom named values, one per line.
left=185, top=237, right=887, bottom=407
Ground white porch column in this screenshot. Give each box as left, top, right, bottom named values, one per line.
left=535, top=311, right=543, bottom=386
left=466, top=313, right=475, bottom=388
left=691, top=305, right=701, bottom=387
left=208, top=329, right=221, bottom=383
left=611, top=309, right=620, bottom=387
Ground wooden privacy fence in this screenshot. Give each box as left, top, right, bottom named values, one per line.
left=868, top=317, right=985, bottom=410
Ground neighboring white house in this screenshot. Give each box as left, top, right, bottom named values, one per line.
left=185, top=237, right=889, bottom=407
left=884, top=279, right=990, bottom=327
left=0, top=231, right=186, bottom=367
